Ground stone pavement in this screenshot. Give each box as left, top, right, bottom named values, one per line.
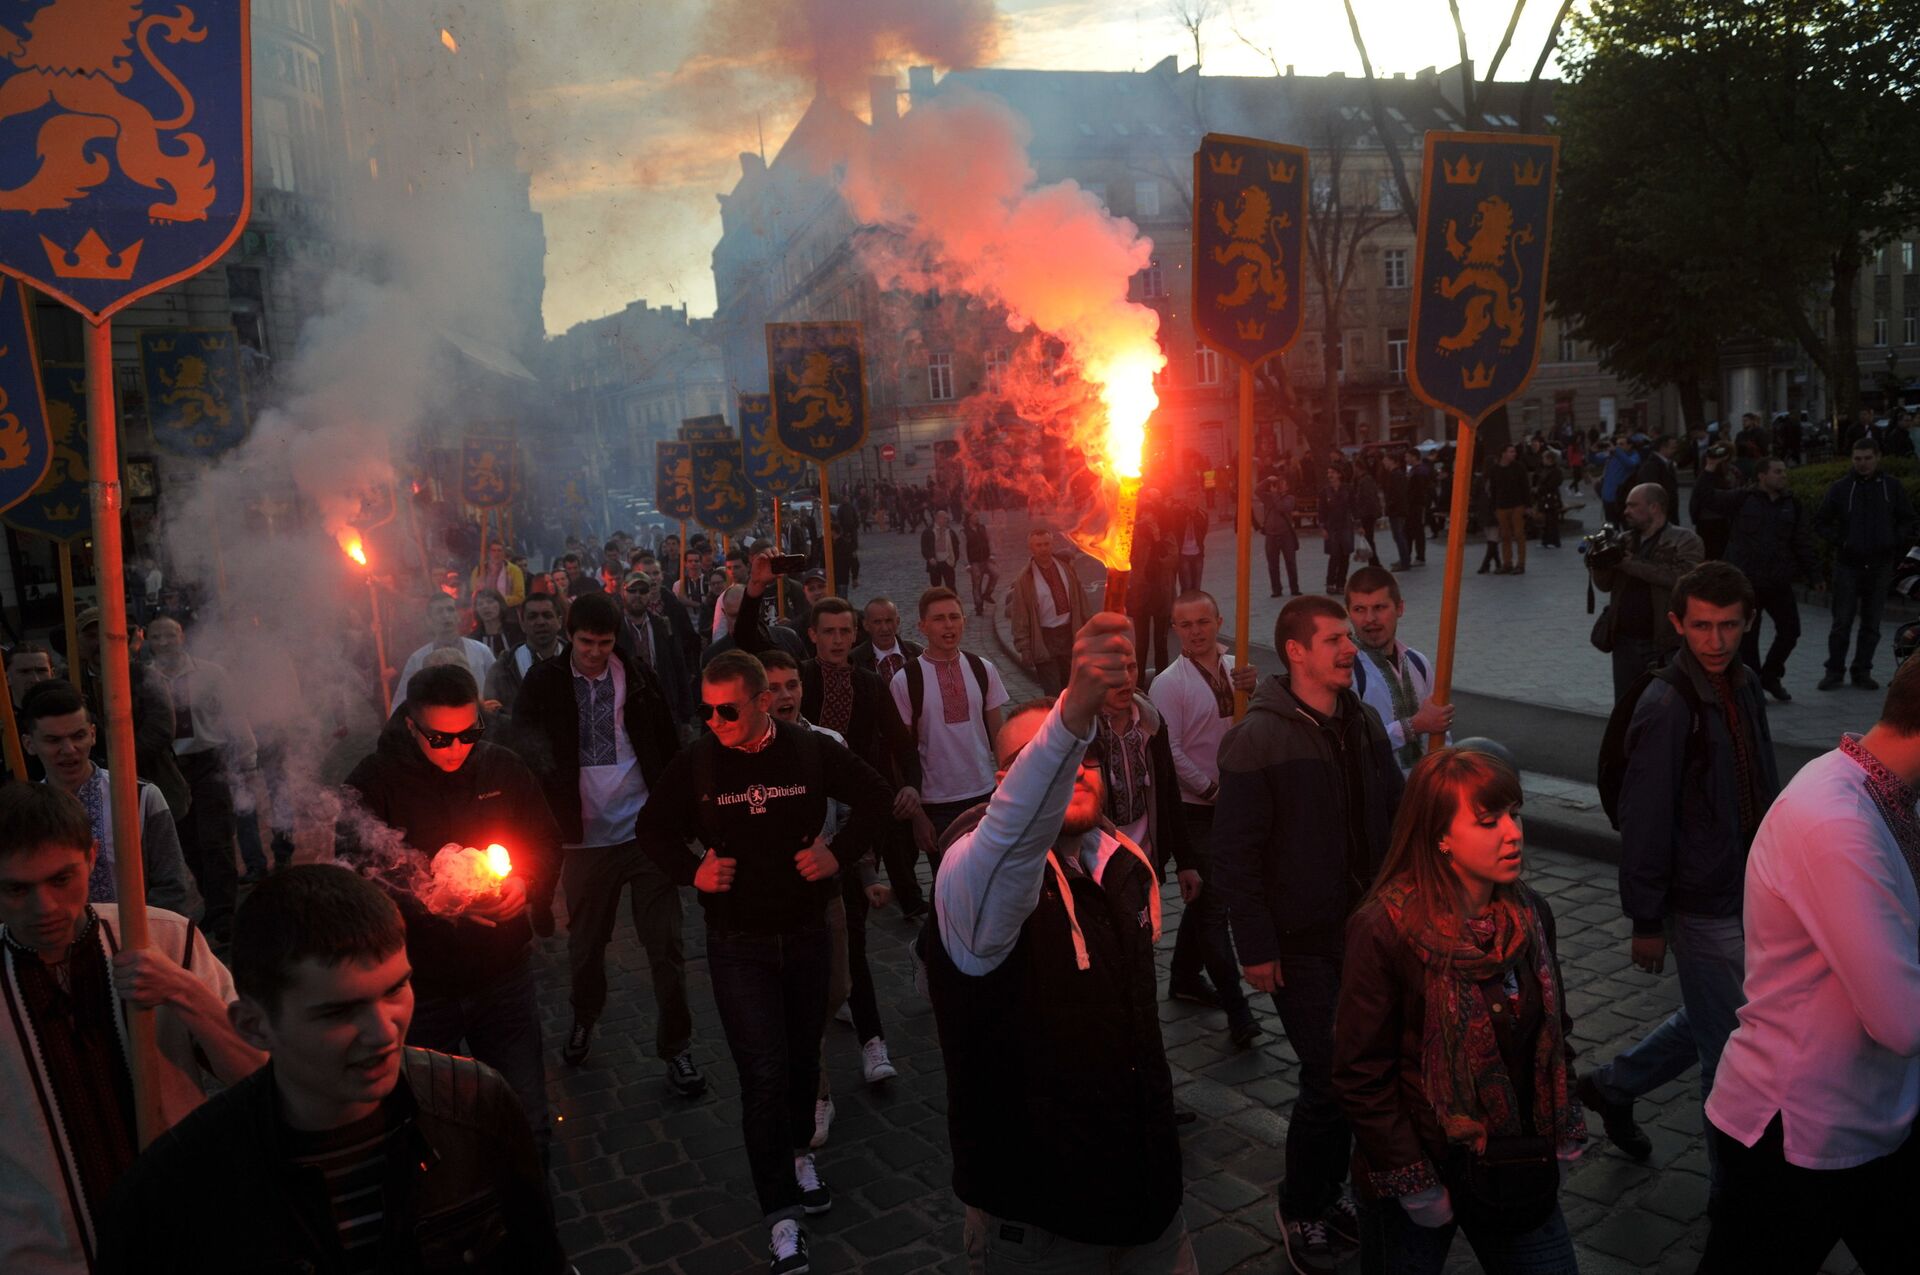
left=532, top=521, right=1865, bottom=1273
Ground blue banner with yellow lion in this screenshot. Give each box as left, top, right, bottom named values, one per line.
left=739, top=392, right=808, bottom=496
left=1408, top=132, right=1558, bottom=425
left=4, top=362, right=90, bottom=541
left=655, top=441, right=693, bottom=520
left=461, top=436, right=513, bottom=508
left=0, top=1, right=253, bottom=324
left=1192, top=133, right=1309, bottom=369
left=679, top=415, right=731, bottom=441
left=139, top=327, right=249, bottom=457
left=691, top=439, right=757, bottom=534
left=766, top=322, right=867, bottom=463
left=0, top=276, right=52, bottom=517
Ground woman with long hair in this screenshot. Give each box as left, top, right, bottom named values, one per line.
left=1334, top=748, right=1586, bottom=1274
left=467, top=586, right=523, bottom=658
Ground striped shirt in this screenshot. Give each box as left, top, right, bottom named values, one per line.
left=283, top=1103, right=400, bottom=1271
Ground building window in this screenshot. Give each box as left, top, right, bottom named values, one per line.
left=227, top=266, right=264, bottom=303
left=1139, top=258, right=1166, bottom=299
left=1879, top=245, right=1892, bottom=276
left=1904, top=241, right=1916, bottom=273
left=1874, top=311, right=1890, bottom=347
left=928, top=353, right=955, bottom=401
left=986, top=347, right=1009, bottom=389
left=1195, top=344, right=1220, bottom=386
left=1559, top=332, right=1581, bottom=363
left=1133, top=181, right=1160, bottom=218
left=1378, top=177, right=1400, bottom=212
left=1907, top=306, right=1918, bottom=346
left=1387, top=328, right=1408, bottom=381
left=1383, top=248, right=1408, bottom=289
left=1345, top=330, right=1366, bottom=367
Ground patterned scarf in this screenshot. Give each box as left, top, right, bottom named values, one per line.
left=877, top=650, right=905, bottom=682
left=1840, top=734, right=1920, bottom=938
left=1708, top=670, right=1760, bottom=843
left=1376, top=879, right=1586, bottom=1154
left=573, top=668, right=618, bottom=767
left=819, top=661, right=854, bottom=735
left=933, top=656, right=970, bottom=725
left=1362, top=643, right=1423, bottom=771
left=78, top=769, right=115, bottom=903
left=1035, top=558, right=1070, bottom=618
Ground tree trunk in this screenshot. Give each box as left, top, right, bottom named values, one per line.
left=1676, top=376, right=1706, bottom=432
left=1826, top=248, right=1862, bottom=425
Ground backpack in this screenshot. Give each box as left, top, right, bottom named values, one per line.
left=1351, top=648, right=1428, bottom=699
left=1596, top=663, right=1705, bottom=831
left=903, top=652, right=995, bottom=752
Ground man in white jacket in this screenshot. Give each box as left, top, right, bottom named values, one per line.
left=1343, top=566, right=1454, bottom=773
left=1149, top=590, right=1257, bottom=1045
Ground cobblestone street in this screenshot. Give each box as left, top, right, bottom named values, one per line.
left=535, top=514, right=1860, bottom=1273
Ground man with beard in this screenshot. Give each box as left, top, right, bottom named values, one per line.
left=486, top=591, right=566, bottom=717
left=926, top=613, right=1195, bottom=1272
left=1343, top=566, right=1454, bottom=774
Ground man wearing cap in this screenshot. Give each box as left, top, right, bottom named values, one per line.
left=619, top=570, right=692, bottom=727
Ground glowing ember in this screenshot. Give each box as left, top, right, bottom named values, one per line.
left=420, top=843, right=511, bottom=917
left=485, top=843, right=512, bottom=878
left=440, top=28, right=458, bottom=53
left=337, top=529, right=367, bottom=566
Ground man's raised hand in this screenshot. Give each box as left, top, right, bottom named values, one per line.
left=1062, top=612, right=1137, bottom=735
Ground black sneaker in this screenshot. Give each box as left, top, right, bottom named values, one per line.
left=768, top=1219, right=810, bottom=1274
left=1167, top=977, right=1221, bottom=1008
left=1762, top=677, right=1792, bottom=702
left=794, top=1153, right=833, bottom=1214
left=1277, top=1203, right=1337, bottom=1273
left=1577, top=1073, right=1652, bottom=1160
left=1321, top=1192, right=1361, bottom=1250
left=561, top=1019, right=592, bottom=1067
left=667, top=1050, right=707, bottom=1097
left=1229, top=1014, right=1263, bottom=1051
left=1854, top=672, right=1881, bottom=690
left=1819, top=672, right=1845, bottom=690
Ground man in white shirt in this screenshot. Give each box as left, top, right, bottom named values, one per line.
left=486, top=590, right=566, bottom=715
left=1009, top=527, right=1092, bottom=695
left=922, top=509, right=964, bottom=590
left=1149, top=591, right=1258, bottom=1047
left=890, top=587, right=1010, bottom=850
left=393, top=594, right=495, bottom=710
left=1342, top=566, right=1454, bottom=774
left=1698, top=664, right=1920, bottom=1272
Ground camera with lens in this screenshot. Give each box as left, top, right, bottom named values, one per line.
left=1705, top=444, right=1731, bottom=461
left=1579, top=522, right=1631, bottom=570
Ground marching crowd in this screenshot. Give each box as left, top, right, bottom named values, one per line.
left=0, top=433, right=1917, bottom=1275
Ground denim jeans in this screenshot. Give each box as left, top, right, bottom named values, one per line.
left=708, top=925, right=832, bottom=1224
left=561, top=841, right=691, bottom=1059
left=407, top=955, right=550, bottom=1152
left=1165, top=806, right=1250, bottom=1027
left=1359, top=1197, right=1578, bottom=1275
left=1588, top=911, right=1744, bottom=1190
left=1269, top=954, right=1350, bottom=1215
left=1265, top=535, right=1300, bottom=594
left=1827, top=558, right=1896, bottom=677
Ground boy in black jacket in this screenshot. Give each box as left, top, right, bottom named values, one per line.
left=1213, top=595, right=1404, bottom=1272
left=338, top=664, right=560, bottom=1153
left=638, top=650, right=893, bottom=1275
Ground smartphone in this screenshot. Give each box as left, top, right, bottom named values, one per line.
left=770, top=554, right=809, bottom=575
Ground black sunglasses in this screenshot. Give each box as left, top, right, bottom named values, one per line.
left=410, top=720, right=485, bottom=749
left=697, top=701, right=743, bottom=723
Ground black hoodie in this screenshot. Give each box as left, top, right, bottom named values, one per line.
left=340, top=718, right=561, bottom=998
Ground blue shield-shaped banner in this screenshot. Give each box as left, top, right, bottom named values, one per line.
left=767, top=322, right=866, bottom=463
left=679, top=414, right=732, bottom=441
left=1192, top=133, right=1308, bottom=369
left=462, top=437, right=512, bottom=507
left=4, top=362, right=90, bottom=540
left=739, top=392, right=808, bottom=497
left=139, top=327, right=248, bottom=456
left=0, top=2, right=253, bottom=325
left=655, top=441, right=693, bottom=519
left=1408, top=132, right=1559, bottom=425
left=691, top=439, right=757, bottom=534
left=0, top=276, right=53, bottom=516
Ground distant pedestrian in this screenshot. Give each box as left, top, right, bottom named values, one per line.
left=1590, top=483, right=1705, bottom=700
left=1815, top=438, right=1917, bottom=691
left=1697, top=454, right=1815, bottom=701
left=1319, top=467, right=1354, bottom=592
left=922, top=509, right=963, bottom=592
left=1489, top=443, right=1531, bottom=574
left=962, top=510, right=997, bottom=615
left=1257, top=476, right=1301, bottom=596
left=1009, top=526, right=1093, bottom=696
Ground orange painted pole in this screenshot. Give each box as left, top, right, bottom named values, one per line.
left=86, top=318, right=163, bottom=1147
left=818, top=464, right=835, bottom=594
left=1234, top=364, right=1254, bottom=719
left=1428, top=415, right=1477, bottom=752
left=0, top=659, right=27, bottom=781
left=773, top=498, right=786, bottom=620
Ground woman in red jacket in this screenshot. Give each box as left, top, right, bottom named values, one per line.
left=1333, top=748, right=1588, bottom=1274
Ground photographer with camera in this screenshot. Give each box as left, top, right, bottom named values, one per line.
left=1589, top=483, right=1705, bottom=701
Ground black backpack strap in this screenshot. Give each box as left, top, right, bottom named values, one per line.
left=965, top=651, right=994, bottom=750
left=905, top=656, right=925, bottom=740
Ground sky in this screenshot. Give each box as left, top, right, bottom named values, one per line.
left=506, top=0, right=1575, bottom=336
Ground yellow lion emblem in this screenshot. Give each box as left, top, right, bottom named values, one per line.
left=1434, top=195, right=1536, bottom=353
left=1210, top=184, right=1292, bottom=312
left=785, top=351, right=855, bottom=446
left=157, top=353, right=229, bottom=432
left=0, top=0, right=217, bottom=221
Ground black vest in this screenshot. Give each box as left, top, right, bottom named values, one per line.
left=927, top=830, right=1182, bottom=1245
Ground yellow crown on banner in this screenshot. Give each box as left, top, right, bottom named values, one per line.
left=1235, top=318, right=1267, bottom=341
left=44, top=501, right=81, bottom=521
left=40, top=230, right=143, bottom=280
left=1461, top=362, right=1496, bottom=390
left=1441, top=155, right=1483, bottom=185
left=1208, top=151, right=1244, bottom=177
left=1266, top=157, right=1297, bottom=183
left=1513, top=159, right=1546, bottom=187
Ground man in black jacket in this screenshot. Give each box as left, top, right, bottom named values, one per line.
left=99, top=866, right=564, bottom=1274
left=1634, top=433, right=1683, bottom=528
left=922, top=508, right=964, bottom=589
left=1697, top=453, right=1816, bottom=701
left=638, top=650, right=892, bottom=1275
left=339, top=664, right=560, bottom=1152
left=514, top=591, right=699, bottom=1089
left=1213, top=595, right=1404, bottom=1271
left=852, top=596, right=922, bottom=681
left=618, top=570, right=694, bottom=727
left=1816, top=437, right=1919, bottom=690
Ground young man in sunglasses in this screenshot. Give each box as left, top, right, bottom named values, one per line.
left=514, top=592, right=694, bottom=1086
left=338, top=663, right=562, bottom=1158
left=638, top=650, right=894, bottom=1275
left=925, top=612, right=1197, bottom=1272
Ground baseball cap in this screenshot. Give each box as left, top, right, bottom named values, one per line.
left=76, top=606, right=100, bottom=630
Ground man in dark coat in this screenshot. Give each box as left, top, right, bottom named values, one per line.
left=1697, top=454, right=1816, bottom=700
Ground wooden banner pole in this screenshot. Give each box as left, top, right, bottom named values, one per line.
left=367, top=574, right=392, bottom=719
left=1429, top=415, right=1478, bottom=752
left=1234, top=363, right=1255, bottom=719
left=476, top=506, right=489, bottom=598
left=773, top=499, right=786, bottom=620
left=818, top=464, right=835, bottom=595
left=677, top=519, right=688, bottom=598
left=85, top=318, right=163, bottom=1147
left=0, top=659, right=27, bottom=781
left=58, top=541, right=79, bottom=688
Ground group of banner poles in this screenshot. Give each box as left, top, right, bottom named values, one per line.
left=772, top=498, right=786, bottom=619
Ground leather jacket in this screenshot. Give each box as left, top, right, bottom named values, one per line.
left=99, top=1049, right=566, bottom=1274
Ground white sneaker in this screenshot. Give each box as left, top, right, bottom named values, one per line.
left=834, top=1003, right=853, bottom=1026
left=809, top=1096, right=834, bottom=1149
left=861, top=1037, right=898, bottom=1084
left=768, top=1218, right=809, bottom=1274
left=793, top=1152, right=833, bottom=1214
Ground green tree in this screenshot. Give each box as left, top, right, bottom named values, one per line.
left=1555, top=0, right=1920, bottom=423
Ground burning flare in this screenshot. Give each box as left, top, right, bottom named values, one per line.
left=485, top=843, right=512, bottom=878
left=440, top=28, right=458, bottom=53
left=1075, top=351, right=1158, bottom=572
left=419, top=843, right=512, bottom=918
left=337, top=529, right=367, bottom=567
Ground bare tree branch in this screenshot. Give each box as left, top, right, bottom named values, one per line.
left=1447, top=0, right=1477, bottom=118
left=1342, top=0, right=1419, bottom=232
left=1482, top=0, right=1532, bottom=84
left=1518, top=0, right=1575, bottom=130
